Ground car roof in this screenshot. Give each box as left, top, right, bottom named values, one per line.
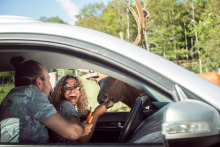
left=0, top=16, right=220, bottom=110
left=0, top=15, right=41, bottom=23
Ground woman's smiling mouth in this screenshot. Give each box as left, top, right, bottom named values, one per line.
left=69, top=94, right=77, bottom=100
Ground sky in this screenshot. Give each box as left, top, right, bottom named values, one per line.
left=0, top=0, right=111, bottom=25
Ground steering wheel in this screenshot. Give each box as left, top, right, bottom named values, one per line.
left=118, top=97, right=143, bottom=142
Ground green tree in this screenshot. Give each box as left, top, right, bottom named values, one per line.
left=0, top=71, right=15, bottom=86
left=75, top=2, right=106, bottom=32
left=74, top=0, right=220, bottom=73
left=40, top=16, right=68, bottom=24
left=75, top=0, right=140, bottom=42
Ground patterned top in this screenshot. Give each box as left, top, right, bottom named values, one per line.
left=48, top=100, right=79, bottom=143
left=0, top=85, right=57, bottom=143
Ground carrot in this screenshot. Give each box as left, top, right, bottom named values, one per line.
left=86, top=112, right=92, bottom=122
left=88, top=116, right=93, bottom=124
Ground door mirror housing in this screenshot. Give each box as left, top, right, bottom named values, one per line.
left=163, top=100, right=220, bottom=147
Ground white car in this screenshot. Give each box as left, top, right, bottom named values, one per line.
left=0, top=16, right=220, bottom=147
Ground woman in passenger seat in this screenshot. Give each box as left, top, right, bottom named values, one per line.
left=49, top=75, right=107, bottom=143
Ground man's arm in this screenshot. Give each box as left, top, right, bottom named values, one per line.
left=68, top=116, right=93, bottom=143
left=76, top=114, right=98, bottom=143
left=76, top=104, right=107, bottom=143
left=43, top=112, right=86, bottom=140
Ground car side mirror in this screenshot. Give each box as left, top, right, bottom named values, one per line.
left=162, top=100, right=220, bottom=147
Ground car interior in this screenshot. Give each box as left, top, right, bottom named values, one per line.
left=0, top=43, right=175, bottom=146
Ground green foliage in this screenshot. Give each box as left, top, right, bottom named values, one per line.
left=40, top=16, right=68, bottom=24
left=74, top=0, right=220, bottom=73
left=0, top=85, right=15, bottom=104
left=108, top=106, right=129, bottom=112
left=75, top=0, right=139, bottom=42
left=0, top=88, right=4, bottom=93
left=0, top=71, right=15, bottom=86
left=55, top=69, right=76, bottom=80
left=36, top=0, right=220, bottom=74
left=75, top=2, right=106, bottom=31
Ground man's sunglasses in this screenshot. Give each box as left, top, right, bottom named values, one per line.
left=63, top=83, right=80, bottom=90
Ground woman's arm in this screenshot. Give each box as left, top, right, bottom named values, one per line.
left=76, top=104, right=107, bottom=143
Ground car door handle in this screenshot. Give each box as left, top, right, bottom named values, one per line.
left=118, top=122, right=123, bottom=129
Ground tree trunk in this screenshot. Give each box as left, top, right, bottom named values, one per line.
left=199, top=58, right=202, bottom=73
left=126, top=0, right=131, bottom=42
left=191, top=2, right=202, bottom=73
left=163, top=38, right=167, bottom=58
left=191, top=34, right=194, bottom=62
left=12, top=75, right=14, bottom=84
left=189, top=2, right=195, bottom=69
left=144, top=3, right=150, bottom=51
left=118, top=0, right=121, bottom=23
left=174, top=36, right=176, bottom=54
left=62, top=69, right=65, bottom=76
left=145, top=31, right=150, bottom=51
left=75, top=70, right=78, bottom=77
left=184, top=22, right=189, bottom=68
left=48, top=72, right=58, bottom=89
left=163, top=48, right=166, bottom=58
left=195, top=32, right=202, bottom=73
left=2, top=72, right=4, bottom=87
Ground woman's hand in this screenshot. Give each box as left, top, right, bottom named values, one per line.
left=93, top=103, right=107, bottom=116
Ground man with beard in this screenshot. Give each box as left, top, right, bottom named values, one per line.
left=0, top=56, right=92, bottom=143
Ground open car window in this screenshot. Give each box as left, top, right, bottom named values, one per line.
left=50, top=70, right=131, bottom=112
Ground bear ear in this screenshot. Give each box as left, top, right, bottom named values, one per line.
left=86, top=76, right=99, bottom=85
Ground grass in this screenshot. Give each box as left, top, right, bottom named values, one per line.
left=78, top=74, right=100, bottom=111
left=79, top=74, right=129, bottom=112
left=0, top=84, right=15, bottom=104
left=0, top=74, right=129, bottom=112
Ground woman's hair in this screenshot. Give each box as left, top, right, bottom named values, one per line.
left=10, top=56, right=45, bottom=87
left=50, top=75, right=89, bottom=116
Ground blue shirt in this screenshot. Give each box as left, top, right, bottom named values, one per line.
left=0, top=85, right=57, bottom=143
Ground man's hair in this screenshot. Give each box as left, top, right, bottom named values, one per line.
left=10, top=56, right=45, bottom=87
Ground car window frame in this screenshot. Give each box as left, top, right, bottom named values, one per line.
left=0, top=33, right=180, bottom=102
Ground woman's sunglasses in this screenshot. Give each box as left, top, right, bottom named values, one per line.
left=63, top=83, right=80, bottom=91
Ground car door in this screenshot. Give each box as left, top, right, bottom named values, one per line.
left=90, top=112, right=128, bottom=143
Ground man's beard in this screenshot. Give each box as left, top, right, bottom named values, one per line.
left=42, top=82, right=50, bottom=99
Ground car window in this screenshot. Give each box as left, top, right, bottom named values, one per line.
left=0, top=69, right=172, bottom=111
left=76, top=70, right=130, bottom=112
left=49, top=69, right=130, bottom=112
left=143, top=86, right=173, bottom=102
left=0, top=71, right=15, bottom=104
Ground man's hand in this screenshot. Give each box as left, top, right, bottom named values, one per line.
left=93, top=103, right=107, bottom=116
left=81, top=121, right=93, bottom=136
